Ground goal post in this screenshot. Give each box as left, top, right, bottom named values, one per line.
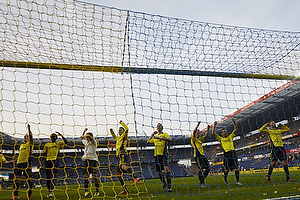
left=1, top=60, right=298, bottom=80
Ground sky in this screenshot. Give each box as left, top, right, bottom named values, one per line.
left=83, top=0, right=300, bottom=32
left=1, top=0, right=299, bottom=139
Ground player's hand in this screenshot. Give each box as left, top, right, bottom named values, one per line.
left=198, top=121, right=201, bottom=124
left=119, top=120, right=122, bottom=124
left=56, top=131, right=62, bottom=136
left=152, top=131, right=158, bottom=135
left=214, top=121, right=218, bottom=126
left=27, top=124, right=31, bottom=131
left=83, top=128, right=88, bottom=135
left=266, top=122, right=270, bottom=126
left=232, top=118, right=236, bottom=123
left=110, top=128, right=113, bottom=132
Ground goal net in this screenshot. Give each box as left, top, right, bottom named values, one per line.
left=1, top=0, right=300, bottom=199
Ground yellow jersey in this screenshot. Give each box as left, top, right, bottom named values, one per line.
left=191, top=136, right=206, bottom=157
left=44, top=141, right=65, bottom=161
left=148, top=132, right=170, bottom=156
left=0, top=154, right=7, bottom=163
left=17, top=140, right=34, bottom=164
left=259, top=124, right=289, bottom=147
left=215, top=132, right=235, bottom=152
left=111, top=121, right=129, bottom=156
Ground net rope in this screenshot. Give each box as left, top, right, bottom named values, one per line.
left=0, top=0, right=300, bottom=199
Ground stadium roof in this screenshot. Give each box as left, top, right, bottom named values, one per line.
left=210, top=80, right=300, bottom=138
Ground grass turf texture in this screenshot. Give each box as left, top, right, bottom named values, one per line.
left=1, top=171, right=300, bottom=200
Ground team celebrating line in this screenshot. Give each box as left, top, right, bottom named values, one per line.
left=0, top=119, right=296, bottom=199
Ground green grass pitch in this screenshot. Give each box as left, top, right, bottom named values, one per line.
left=1, top=171, right=300, bottom=200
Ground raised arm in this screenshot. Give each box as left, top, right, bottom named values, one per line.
left=279, top=123, right=290, bottom=134
left=110, top=128, right=117, bottom=140
left=81, top=128, right=88, bottom=140
left=27, top=123, right=33, bottom=141
left=232, top=118, right=238, bottom=133
left=56, top=131, right=68, bottom=145
left=193, top=121, right=201, bottom=138
left=259, top=123, right=269, bottom=133
left=203, top=124, right=210, bottom=140
left=212, top=121, right=218, bottom=138
left=120, top=120, right=129, bottom=133
left=118, top=120, right=129, bottom=140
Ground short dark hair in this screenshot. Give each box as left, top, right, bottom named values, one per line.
left=86, top=132, right=93, bottom=137
left=119, top=127, right=125, bottom=132
left=50, top=133, right=57, bottom=142
left=157, top=123, right=163, bottom=130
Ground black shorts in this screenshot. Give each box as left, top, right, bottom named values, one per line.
left=83, top=159, right=98, bottom=175
left=154, top=155, right=168, bottom=172
left=117, top=153, right=130, bottom=173
left=223, top=151, right=238, bottom=170
left=14, top=162, right=32, bottom=178
left=271, top=146, right=287, bottom=161
left=195, top=154, right=210, bottom=169
left=45, top=160, right=59, bottom=178
left=119, top=153, right=130, bottom=165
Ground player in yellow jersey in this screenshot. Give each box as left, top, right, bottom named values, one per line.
left=191, top=121, right=210, bottom=187
left=212, top=119, right=242, bottom=185
left=110, top=120, right=139, bottom=195
left=11, top=124, right=34, bottom=200
left=147, top=123, right=172, bottom=192
left=43, top=131, right=68, bottom=198
left=0, top=153, right=14, bottom=164
left=0, top=152, right=15, bottom=190
left=259, top=121, right=294, bottom=182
